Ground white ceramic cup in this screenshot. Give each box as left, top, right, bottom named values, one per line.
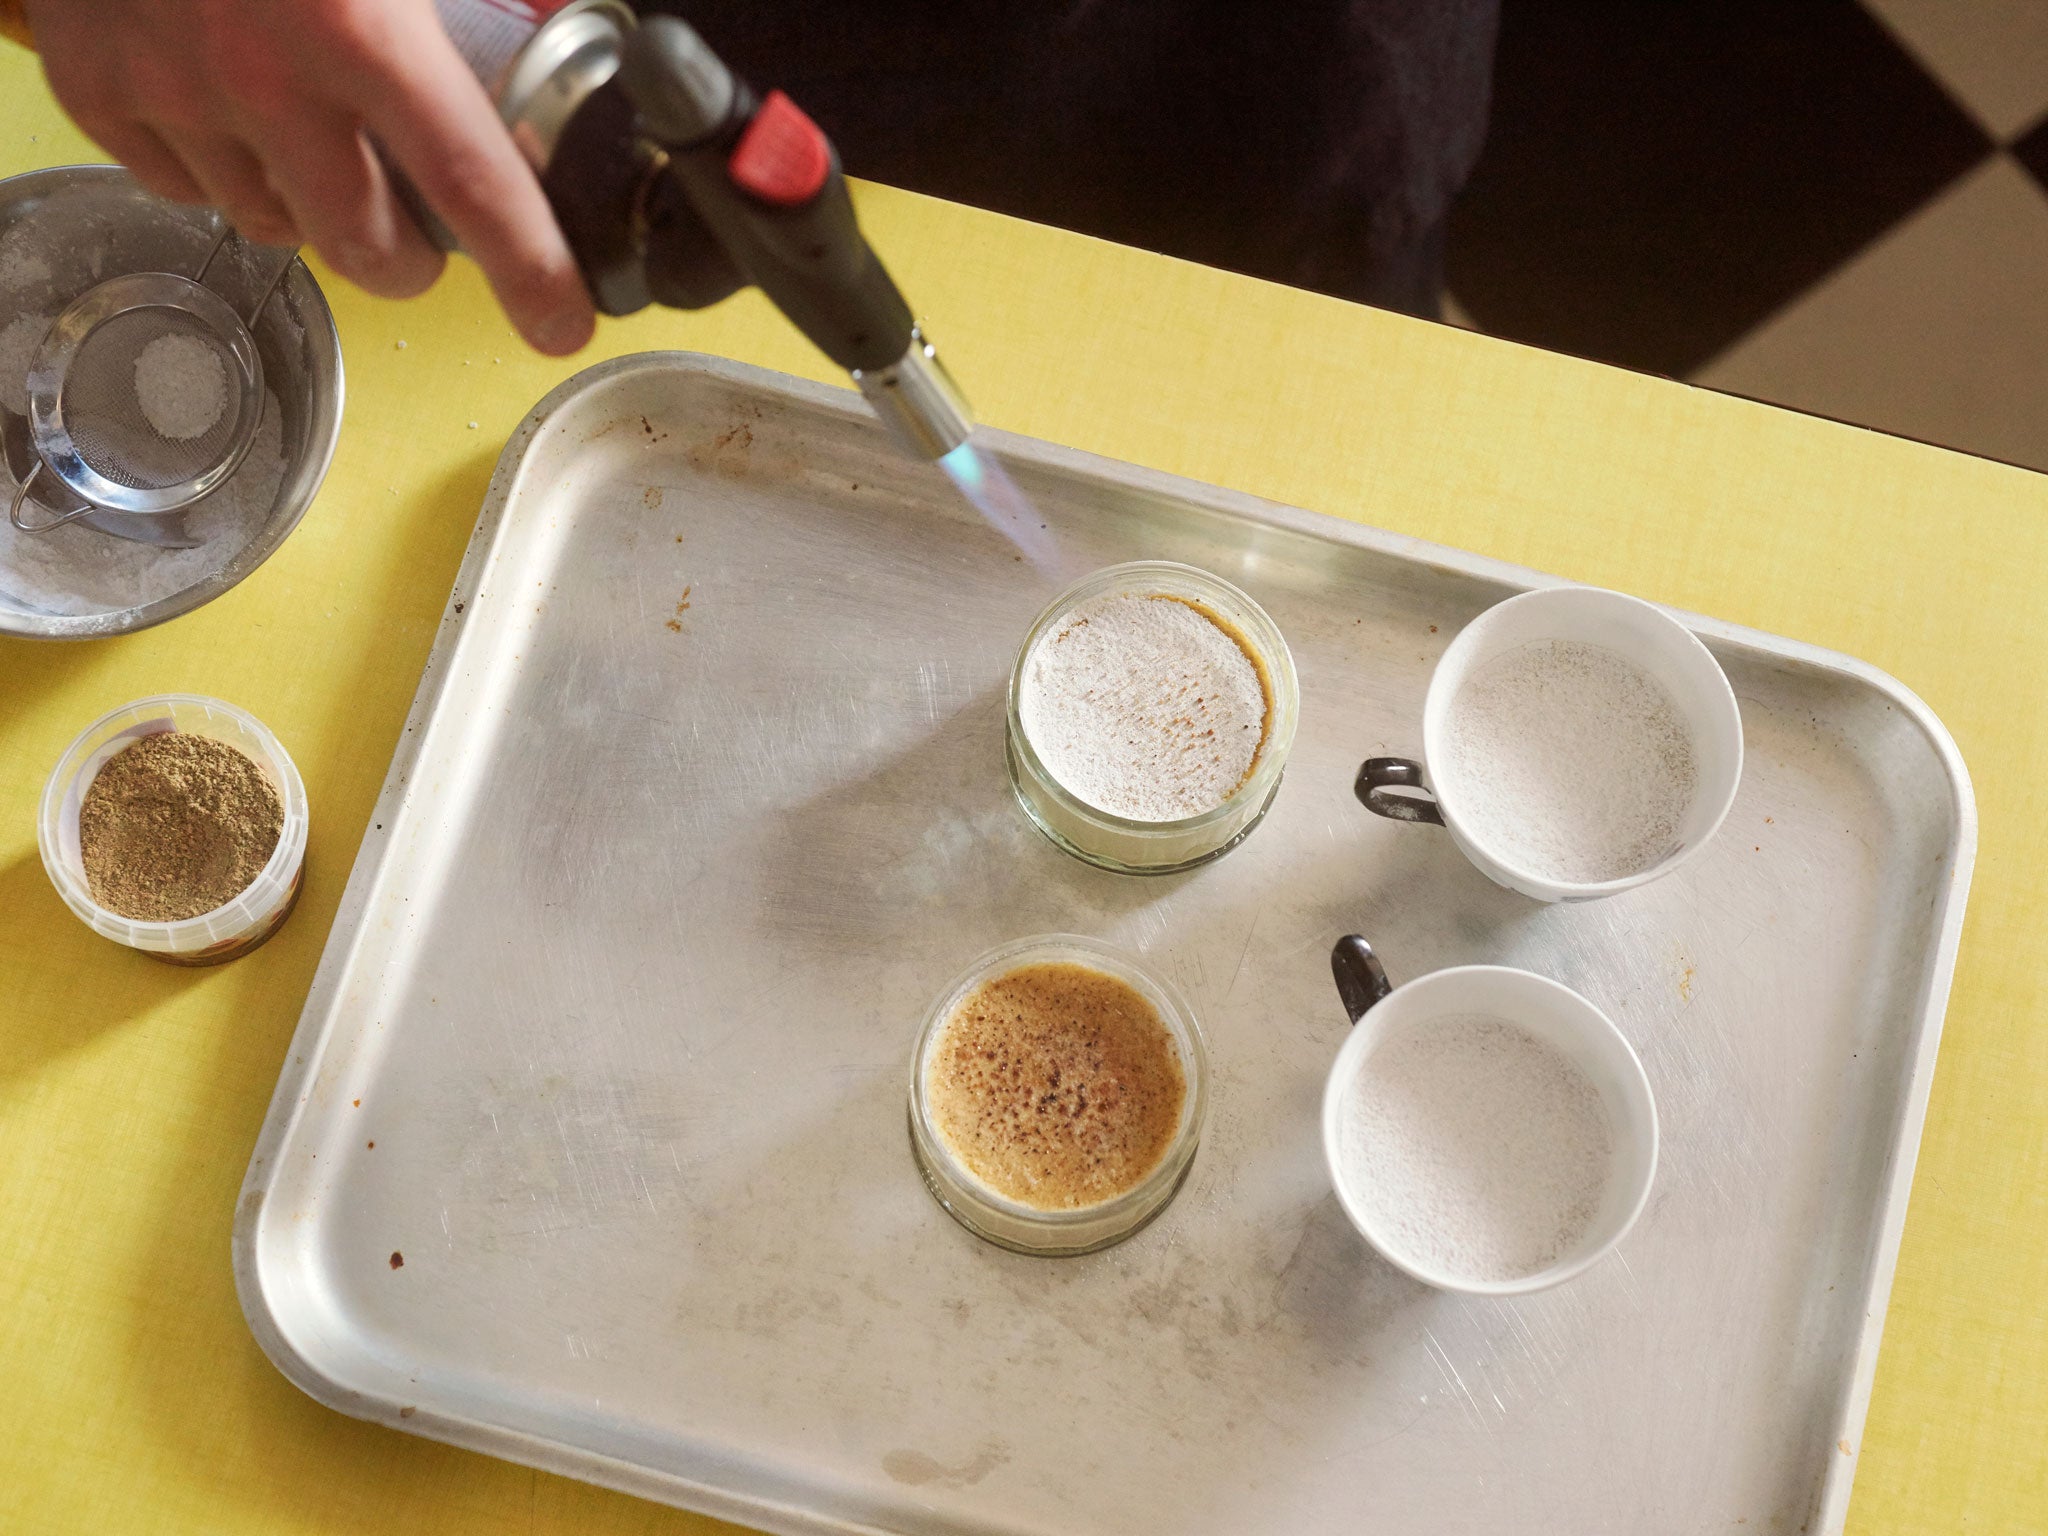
left=1321, top=936, right=1658, bottom=1295
left=1357, top=585, right=1743, bottom=902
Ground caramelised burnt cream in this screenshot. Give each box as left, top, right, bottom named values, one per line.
left=925, top=960, right=1187, bottom=1210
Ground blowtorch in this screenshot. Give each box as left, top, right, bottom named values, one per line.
left=431, top=0, right=973, bottom=460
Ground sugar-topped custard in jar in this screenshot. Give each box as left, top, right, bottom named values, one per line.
left=1006, top=562, right=1299, bottom=873
left=1018, top=592, right=1272, bottom=821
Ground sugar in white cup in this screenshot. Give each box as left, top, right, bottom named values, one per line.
left=1357, top=585, right=1743, bottom=902
left=1322, top=938, right=1658, bottom=1295
left=39, top=694, right=308, bottom=965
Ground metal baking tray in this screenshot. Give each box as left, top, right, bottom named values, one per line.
left=236, top=353, right=1975, bottom=1536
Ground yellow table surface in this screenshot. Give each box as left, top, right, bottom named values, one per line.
left=3, top=49, right=2044, bottom=1536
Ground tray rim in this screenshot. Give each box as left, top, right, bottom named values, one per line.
left=233, top=350, right=1979, bottom=1536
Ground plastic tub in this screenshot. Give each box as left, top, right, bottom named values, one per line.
left=39, top=693, right=308, bottom=964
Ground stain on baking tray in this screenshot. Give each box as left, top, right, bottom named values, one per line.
left=881, top=1442, right=1010, bottom=1488
left=688, top=419, right=754, bottom=478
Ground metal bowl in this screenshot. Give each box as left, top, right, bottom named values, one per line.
left=0, top=165, right=343, bottom=639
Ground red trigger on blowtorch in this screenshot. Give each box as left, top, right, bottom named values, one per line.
left=727, top=91, right=832, bottom=208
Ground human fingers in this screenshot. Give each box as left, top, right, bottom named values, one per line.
left=349, top=25, right=594, bottom=353
left=256, top=115, right=443, bottom=298
left=155, top=126, right=302, bottom=246
left=26, top=7, right=196, bottom=198
left=85, top=118, right=207, bottom=206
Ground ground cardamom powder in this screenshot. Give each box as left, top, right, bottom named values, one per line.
left=78, top=732, right=284, bottom=923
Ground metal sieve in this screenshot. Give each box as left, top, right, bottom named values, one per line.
left=0, top=165, right=345, bottom=638
left=10, top=229, right=287, bottom=530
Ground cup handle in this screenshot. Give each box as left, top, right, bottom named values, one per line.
left=1355, top=757, right=1444, bottom=826
left=1330, top=935, right=1393, bottom=1024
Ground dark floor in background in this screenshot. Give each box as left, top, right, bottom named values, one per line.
left=1451, top=1, right=2048, bottom=475
left=1446, top=0, right=1990, bottom=378
left=725, top=1, right=2048, bottom=474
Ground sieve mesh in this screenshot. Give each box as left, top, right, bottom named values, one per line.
left=60, top=307, right=248, bottom=493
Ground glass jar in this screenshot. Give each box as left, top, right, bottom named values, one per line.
left=1006, top=561, right=1298, bottom=874
left=39, top=693, right=309, bottom=965
left=908, top=934, right=1210, bottom=1256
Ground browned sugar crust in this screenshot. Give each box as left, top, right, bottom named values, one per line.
left=927, top=961, right=1186, bottom=1210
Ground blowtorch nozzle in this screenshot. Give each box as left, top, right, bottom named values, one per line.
left=450, top=3, right=974, bottom=462
left=608, top=14, right=974, bottom=459
left=852, top=329, right=973, bottom=460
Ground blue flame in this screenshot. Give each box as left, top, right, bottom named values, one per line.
left=939, top=440, right=1062, bottom=579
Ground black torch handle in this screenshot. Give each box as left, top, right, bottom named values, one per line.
left=616, top=15, right=916, bottom=374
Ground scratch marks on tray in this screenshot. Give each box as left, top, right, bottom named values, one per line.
left=915, top=658, right=953, bottom=722
left=1350, top=1405, right=1429, bottom=1454
left=445, top=1072, right=692, bottom=1244
left=1226, top=913, right=1261, bottom=998
left=1420, top=1327, right=1491, bottom=1430
left=1484, top=1295, right=1574, bottom=1388
left=1606, top=1249, right=1645, bottom=1313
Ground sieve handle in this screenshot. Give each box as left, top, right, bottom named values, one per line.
left=244, top=247, right=298, bottom=326
left=194, top=224, right=299, bottom=327
left=9, top=463, right=102, bottom=535
left=195, top=226, right=234, bottom=285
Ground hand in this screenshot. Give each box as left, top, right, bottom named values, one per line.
left=22, top=0, right=597, bottom=355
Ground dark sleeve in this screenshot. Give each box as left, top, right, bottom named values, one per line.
left=667, top=0, right=1500, bottom=315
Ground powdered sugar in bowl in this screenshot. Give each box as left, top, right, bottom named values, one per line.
left=1322, top=937, right=1658, bottom=1295
left=0, top=166, right=342, bottom=639
left=1357, top=585, right=1743, bottom=902
left=1007, top=561, right=1299, bottom=873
